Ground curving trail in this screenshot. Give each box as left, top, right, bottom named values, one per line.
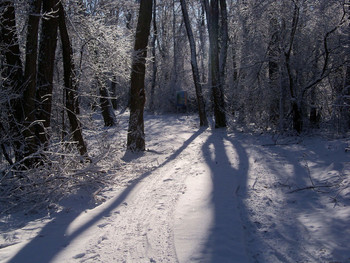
left=51, top=116, right=250, bottom=263
left=3, top=115, right=349, bottom=263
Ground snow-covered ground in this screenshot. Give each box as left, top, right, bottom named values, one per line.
left=1, top=113, right=350, bottom=263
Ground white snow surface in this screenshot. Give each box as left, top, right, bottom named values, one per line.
left=1, top=113, right=350, bottom=263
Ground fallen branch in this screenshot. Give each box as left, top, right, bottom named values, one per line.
left=288, top=184, right=332, bottom=193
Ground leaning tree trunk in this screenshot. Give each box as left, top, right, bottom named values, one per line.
left=209, top=0, right=226, bottom=128
left=58, top=2, right=89, bottom=158
left=0, top=1, right=24, bottom=162
left=36, top=0, right=59, bottom=147
left=127, top=0, right=153, bottom=152
left=180, top=0, right=208, bottom=127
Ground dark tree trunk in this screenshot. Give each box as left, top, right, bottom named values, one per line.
left=309, top=48, right=320, bottom=128
left=343, top=4, right=350, bottom=130
left=99, top=78, right=116, bottom=127
left=22, top=0, right=42, bottom=160
left=0, top=1, right=24, bottom=161
left=219, top=0, right=228, bottom=86
left=180, top=0, right=208, bottom=127
left=127, top=0, right=153, bottom=152
left=268, top=17, right=280, bottom=127
left=285, top=4, right=302, bottom=133
left=292, top=101, right=302, bottom=134
left=111, top=76, right=118, bottom=110
left=343, top=65, right=350, bottom=130
left=209, top=0, right=226, bottom=128
left=149, top=0, right=157, bottom=113
left=36, top=0, right=59, bottom=147
left=58, top=2, right=88, bottom=158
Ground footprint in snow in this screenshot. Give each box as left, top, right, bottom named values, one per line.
left=97, top=223, right=110, bottom=228
left=73, top=253, right=85, bottom=259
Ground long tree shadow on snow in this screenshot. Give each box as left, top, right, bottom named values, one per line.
left=251, top=140, right=350, bottom=262
left=8, top=128, right=206, bottom=263
left=200, top=129, right=250, bottom=262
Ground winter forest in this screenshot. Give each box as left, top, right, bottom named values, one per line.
left=1, top=0, right=350, bottom=262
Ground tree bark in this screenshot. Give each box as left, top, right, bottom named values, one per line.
left=285, top=3, right=302, bottom=133
left=127, top=0, right=153, bottom=152
left=111, top=76, right=118, bottom=110
left=22, top=0, right=42, bottom=159
left=58, top=2, right=89, bottom=158
left=180, top=0, right=208, bottom=127
left=209, top=0, right=226, bottom=128
left=219, top=0, right=228, bottom=87
left=149, top=0, right=157, bottom=113
left=343, top=2, right=350, bottom=130
left=98, top=78, right=116, bottom=127
left=36, top=0, right=59, bottom=146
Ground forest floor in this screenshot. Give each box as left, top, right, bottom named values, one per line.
left=1, top=113, right=350, bottom=263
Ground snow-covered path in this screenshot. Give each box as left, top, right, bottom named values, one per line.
left=51, top=122, right=250, bottom=262
left=3, top=116, right=251, bottom=263
left=1, top=114, right=350, bottom=263
left=175, top=130, right=249, bottom=262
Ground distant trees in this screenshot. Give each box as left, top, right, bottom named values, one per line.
left=221, top=0, right=348, bottom=133
left=1, top=0, right=350, bottom=211
left=0, top=0, right=349, bottom=167
left=0, top=1, right=24, bottom=162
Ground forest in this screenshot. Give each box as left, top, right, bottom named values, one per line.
left=0, top=0, right=349, bottom=208
left=1, top=0, right=350, bottom=262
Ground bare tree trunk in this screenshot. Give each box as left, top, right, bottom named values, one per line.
left=198, top=5, right=207, bottom=83
left=22, top=0, right=42, bottom=160
left=343, top=2, right=350, bottom=131
left=172, top=0, right=179, bottom=93
left=180, top=0, right=208, bottom=127
left=99, top=78, right=116, bottom=127
left=111, top=76, right=118, bottom=110
left=127, top=0, right=153, bottom=152
left=268, top=17, right=280, bottom=128
left=209, top=0, right=226, bottom=128
left=219, top=0, right=228, bottom=87
left=58, top=2, right=89, bottom=158
left=309, top=45, right=320, bottom=128
left=149, top=0, right=157, bottom=113
left=36, top=0, right=59, bottom=146
left=285, top=3, right=302, bottom=133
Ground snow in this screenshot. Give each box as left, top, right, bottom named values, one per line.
left=1, top=113, right=350, bottom=263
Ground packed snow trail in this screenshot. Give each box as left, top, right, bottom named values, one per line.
left=4, top=116, right=250, bottom=263
left=2, top=114, right=350, bottom=263
left=175, top=130, right=249, bottom=262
